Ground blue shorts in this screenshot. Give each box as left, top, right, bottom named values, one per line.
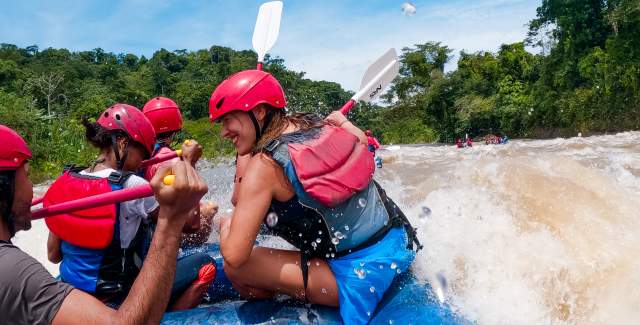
left=328, top=227, right=416, bottom=325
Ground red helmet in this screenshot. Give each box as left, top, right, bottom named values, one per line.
left=209, top=70, right=286, bottom=122
left=142, top=97, right=183, bottom=134
left=0, top=125, right=32, bottom=171
left=97, top=104, right=156, bottom=156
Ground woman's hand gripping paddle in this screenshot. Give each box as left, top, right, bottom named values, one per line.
left=339, top=48, right=400, bottom=114
left=253, top=1, right=283, bottom=71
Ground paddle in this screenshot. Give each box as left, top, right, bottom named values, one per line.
left=30, top=174, right=177, bottom=219
left=31, top=147, right=186, bottom=206
left=139, top=149, right=182, bottom=169
left=339, top=48, right=400, bottom=114
left=252, top=1, right=283, bottom=71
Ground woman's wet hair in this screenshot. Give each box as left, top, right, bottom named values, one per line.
left=82, top=116, right=123, bottom=150
left=255, top=107, right=325, bottom=152
left=82, top=117, right=149, bottom=160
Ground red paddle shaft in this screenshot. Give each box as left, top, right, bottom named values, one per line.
left=339, top=100, right=356, bottom=115
left=30, top=149, right=181, bottom=206
left=31, top=184, right=153, bottom=220
left=139, top=151, right=179, bottom=168
left=32, top=196, right=44, bottom=206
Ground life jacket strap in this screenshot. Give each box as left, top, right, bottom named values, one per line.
left=300, top=250, right=310, bottom=302
left=107, top=171, right=133, bottom=187
left=374, top=181, right=423, bottom=251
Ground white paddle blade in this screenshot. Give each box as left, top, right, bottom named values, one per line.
left=353, top=48, right=400, bottom=103
left=252, top=1, right=283, bottom=63
left=360, top=48, right=398, bottom=89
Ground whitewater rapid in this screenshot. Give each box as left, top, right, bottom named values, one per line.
left=15, top=132, right=640, bottom=324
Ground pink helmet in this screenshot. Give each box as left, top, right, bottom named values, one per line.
left=142, top=97, right=183, bottom=134
left=97, top=104, right=156, bottom=156
left=209, top=70, right=286, bottom=122
left=0, top=125, right=32, bottom=171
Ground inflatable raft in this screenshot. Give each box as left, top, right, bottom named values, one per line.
left=161, top=243, right=470, bottom=324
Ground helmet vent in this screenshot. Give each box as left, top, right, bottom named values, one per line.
left=115, top=114, right=121, bottom=120
left=216, top=97, right=225, bottom=109
left=104, top=112, right=109, bottom=118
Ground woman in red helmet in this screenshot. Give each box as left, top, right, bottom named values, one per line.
left=142, top=97, right=218, bottom=247
left=45, top=104, right=214, bottom=310
left=210, top=70, right=421, bottom=324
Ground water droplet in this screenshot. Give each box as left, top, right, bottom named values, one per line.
left=316, top=238, right=322, bottom=243
left=315, top=261, right=320, bottom=266
left=311, top=241, right=317, bottom=249
left=331, top=253, right=335, bottom=258
left=419, top=206, right=431, bottom=223
left=334, top=231, right=345, bottom=239
left=434, top=271, right=448, bottom=303
left=390, top=262, right=398, bottom=270
left=354, top=268, right=366, bottom=279
left=298, top=233, right=302, bottom=237
left=389, top=320, right=394, bottom=324
left=370, top=286, right=376, bottom=293
left=266, top=212, right=279, bottom=227
left=401, top=2, right=417, bottom=16
left=379, top=265, right=384, bottom=269
left=325, top=253, right=330, bottom=258
left=318, top=230, right=323, bottom=235
left=344, top=225, right=350, bottom=231
left=367, top=311, right=372, bottom=317
left=358, top=198, right=367, bottom=207
left=360, top=262, right=365, bottom=267
left=332, top=237, right=340, bottom=245
left=306, top=261, right=311, bottom=266
left=321, top=288, right=327, bottom=294
left=396, top=268, right=401, bottom=274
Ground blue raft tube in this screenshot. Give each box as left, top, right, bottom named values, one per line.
left=161, top=242, right=472, bottom=325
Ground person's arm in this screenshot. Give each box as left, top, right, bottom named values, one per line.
left=231, top=154, right=251, bottom=207
left=47, top=232, right=62, bottom=264
left=53, top=142, right=208, bottom=325
left=182, top=201, right=218, bottom=246
left=220, top=154, right=276, bottom=268
left=325, top=111, right=368, bottom=144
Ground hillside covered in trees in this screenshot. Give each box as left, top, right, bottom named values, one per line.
left=1, top=0, right=639, bottom=180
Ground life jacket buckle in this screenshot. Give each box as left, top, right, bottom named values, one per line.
left=107, top=171, right=131, bottom=186
left=264, top=139, right=281, bottom=153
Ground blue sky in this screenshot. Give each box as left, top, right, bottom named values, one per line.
left=0, top=0, right=540, bottom=90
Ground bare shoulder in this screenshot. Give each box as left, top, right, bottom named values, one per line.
left=245, top=152, right=281, bottom=180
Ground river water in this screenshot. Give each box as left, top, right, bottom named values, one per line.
left=16, top=132, right=640, bottom=324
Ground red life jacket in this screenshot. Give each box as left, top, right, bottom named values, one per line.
left=44, top=170, right=120, bottom=249
left=284, top=125, right=375, bottom=207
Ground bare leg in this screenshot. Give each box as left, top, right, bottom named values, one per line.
left=170, top=282, right=208, bottom=311
left=224, top=246, right=339, bottom=307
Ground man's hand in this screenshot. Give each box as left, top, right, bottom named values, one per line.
left=151, top=160, right=208, bottom=229
left=181, top=139, right=203, bottom=166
